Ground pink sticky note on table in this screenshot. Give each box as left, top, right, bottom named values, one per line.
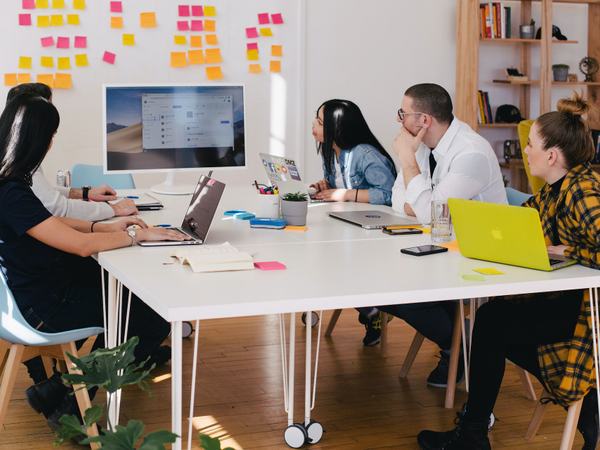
left=178, top=5, right=189, bottom=16
left=254, top=261, right=286, bottom=271
left=247, top=42, right=258, bottom=51
left=246, top=27, right=258, bottom=39
left=19, top=14, right=32, bottom=26
left=102, top=51, right=116, bottom=64
left=41, top=36, right=54, bottom=47
left=110, top=1, right=122, bottom=13
left=177, top=20, right=189, bottom=31
left=74, top=36, right=87, bottom=48
left=22, top=0, right=36, bottom=9
left=56, top=37, right=70, bottom=49
left=191, top=20, right=203, bottom=31
left=191, top=5, right=202, bottom=16
left=258, top=13, right=270, bottom=24
left=271, top=13, right=284, bottom=24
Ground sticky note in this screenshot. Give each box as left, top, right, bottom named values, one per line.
left=54, top=73, right=72, bottom=89
left=140, top=12, right=156, bottom=28
left=462, top=274, right=486, bottom=282
left=57, top=56, right=71, bottom=70
left=205, top=34, right=218, bottom=45
left=122, top=34, right=135, bottom=46
left=57, top=36, right=70, bottom=49
left=473, top=268, right=505, bottom=275
left=52, top=0, right=65, bottom=8
left=41, top=36, right=54, bottom=47
left=18, top=57, right=32, bottom=70
left=205, top=48, right=222, bottom=64
left=246, top=49, right=259, bottom=61
left=271, top=13, right=284, bottom=24
left=177, top=20, right=189, bottom=31
left=188, top=49, right=204, bottom=65
left=285, top=225, right=307, bottom=232
left=247, top=42, right=258, bottom=51
left=190, top=35, right=202, bottom=47
left=22, top=0, right=36, bottom=9
left=258, top=13, right=270, bottom=24
left=73, top=0, right=86, bottom=10
left=260, top=27, right=273, bottom=37
left=36, top=0, right=49, bottom=8
left=37, top=74, right=54, bottom=87
left=204, top=20, right=215, bottom=32
left=271, top=45, right=282, bottom=57
left=174, top=35, right=187, bottom=45
left=439, top=240, right=459, bottom=252
left=191, top=5, right=202, bottom=16
left=205, top=66, right=223, bottom=80
left=110, top=1, right=122, bottom=13
left=74, top=36, right=87, bottom=48
left=269, top=60, right=281, bottom=73
left=254, top=261, right=286, bottom=271
left=170, top=52, right=187, bottom=68
left=75, top=54, right=88, bottom=67
left=40, top=56, right=54, bottom=68
left=191, top=20, right=203, bottom=31
left=103, top=51, right=116, bottom=64
left=249, top=63, right=261, bottom=74
left=203, top=5, right=216, bottom=16
left=246, top=27, right=258, bottom=39
left=17, top=73, right=32, bottom=84
left=19, top=14, right=32, bottom=26
left=178, top=5, right=190, bottom=17
left=110, top=16, right=123, bottom=29
left=50, top=14, right=64, bottom=26
left=4, top=74, right=18, bottom=86
left=66, top=14, right=80, bottom=25
left=37, top=15, right=50, bottom=27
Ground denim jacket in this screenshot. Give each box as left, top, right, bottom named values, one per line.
left=323, top=144, right=396, bottom=205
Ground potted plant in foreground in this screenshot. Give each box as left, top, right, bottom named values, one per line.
left=280, top=192, right=309, bottom=226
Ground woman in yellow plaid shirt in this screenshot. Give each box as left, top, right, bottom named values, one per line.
left=418, top=93, right=599, bottom=450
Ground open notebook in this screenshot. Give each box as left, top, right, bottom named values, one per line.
left=171, top=242, right=254, bottom=273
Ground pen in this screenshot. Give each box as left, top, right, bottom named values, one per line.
left=154, top=224, right=172, bottom=228
left=126, top=195, right=139, bottom=199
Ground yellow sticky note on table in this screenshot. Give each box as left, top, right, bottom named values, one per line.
left=73, top=0, right=86, bottom=10
left=190, top=35, right=202, bottom=47
left=170, top=52, right=187, bottom=68
left=174, top=35, right=187, bottom=45
left=204, top=20, right=216, bottom=32
left=122, top=34, right=135, bottom=46
left=473, top=268, right=505, bottom=275
left=36, top=0, right=49, bottom=8
left=37, top=74, right=54, bottom=87
left=205, top=34, right=218, bottom=46
left=17, top=73, right=32, bottom=84
left=260, top=27, right=273, bottom=37
left=67, top=14, right=80, bottom=25
left=205, top=66, right=223, bottom=80
left=18, top=57, right=32, bottom=70
left=110, top=16, right=123, bottom=29
left=37, top=16, right=51, bottom=27
left=271, top=45, right=283, bottom=57
left=205, top=48, right=222, bottom=64
left=51, top=14, right=64, bottom=26
left=52, top=0, right=65, bottom=8
left=4, top=74, right=18, bottom=87
left=140, top=12, right=157, bottom=28
left=439, top=240, right=459, bottom=252
left=40, top=56, right=54, bottom=68
left=285, top=225, right=308, bottom=232
left=75, top=54, right=88, bottom=67
left=269, top=60, right=281, bottom=73
left=248, top=64, right=261, bottom=74
left=54, top=73, right=72, bottom=89
left=57, top=56, right=71, bottom=70
left=203, top=5, right=216, bottom=16
left=188, top=50, right=204, bottom=65
left=246, top=49, right=259, bottom=61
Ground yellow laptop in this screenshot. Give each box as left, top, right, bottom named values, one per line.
left=448, top=198, right=576, bottom=271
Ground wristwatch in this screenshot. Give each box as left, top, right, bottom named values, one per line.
left=82, top=185, right=91, bottom=201
left=127, top=228, right=138, bottom=246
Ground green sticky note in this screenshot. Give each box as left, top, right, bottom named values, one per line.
left=473, top=267, right=504, bottom=275
left=462, top=274, right=486, bottom=282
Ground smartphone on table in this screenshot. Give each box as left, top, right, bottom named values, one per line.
left=401, top=245, right=448, bottom=256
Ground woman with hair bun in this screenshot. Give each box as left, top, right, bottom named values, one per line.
left=417, top=93, right=600, bottom=450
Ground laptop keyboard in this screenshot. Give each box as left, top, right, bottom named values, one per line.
left=549, top=258, right=563, bottom=266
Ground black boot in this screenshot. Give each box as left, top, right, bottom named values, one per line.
left=26, top=372, right=68, bottom=418
left=417, top=414, right=491, bottom=450
left=578, top=389, right=598, bottom=450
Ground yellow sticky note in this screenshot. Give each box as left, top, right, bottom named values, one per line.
left=473, top=268, right=505, bottom=275
left=271, top=45, right=283, bottom=57
left=140, top=12, right=157, bottom=28
left=205, top=66, right=223, bottom=80
left=285, top=225, right=307, bottom=232
left=170, top=52, right=187, bottom=68
left=174, top=35, right=187, bottom=45
left=73, top=0, right=86, bottom=10
left=66, top=14, right=80, bottom=25
left=17, top=73, right=32, bottom=84
left=205, top=48, right=222, bottom=64
left=51, top=14, right=64, bottom=26
left=260, top=27, right=273, bottom=37
left=110, top=16, right=123, bottom=29
left=205, top=34, right=218, bottom=46
left=248, top=63, right=261, bottom=74
left=36, top=0, right=49, bottom=8
left=439, top=240, right=459, bottom=252
left=37, top=74, right=55, bottom=87
left=37, top=16, right=51, bottom=27
left=269, top=60, right=281, bottom=73
left=204, top=19, right=216, bottom=32
left=54, top=73, right=72, bottom=89
left=122, top=34, right=135, bottom=46
left=52, top=0, right=65, bottom=8
left=57, top=56, right=71, bottom=70
left=188, top=50, right=204, bottom=65
left=40, top=56, right=54, bottom=68
left=190, top=35, right=202, bottom=48
left=75, top=54, right=88, bottom=67
left=18, top=56, right=32, bottom=70
left=4, top=74, right=18, bottom=86
left=246, top=49, right=259, bottom=61
left=204, top=5, right=216, bottom=16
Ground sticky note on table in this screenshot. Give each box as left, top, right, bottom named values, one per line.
left=37, top=15, right=50, bottom=27
left=271, top=45, right=282, bottom=57
left=170, top=52, right=187, bottom=68
left=177, top=20, right=189, bottom=31
left=41, top=36, right=55, bottom=47
left=247, top=42, right=258, bottom=51
left=254, top=261, right=286, bottom=271
left=140, top=12, right=156, bottom=28
left=56, top=36, right=70, bottom=49
left=260, top=27, right=273, bottom=37
left=4, top=74, right=18, bottom=86
left=40, top=56, right=54, bottom=68
left=51, top=14, right=64, bottom=26
left=204, top=20, right=215, bottom=32
left=17, top=73, right=32, bottom=84
left=191, top=5, right=203, bottom=16
left=246, top=49, right=259, bottom=61
left=19, top=14, right=32, bottom=26
left=57, top=56, right=71, bottom=70
left=37, top=73, right=54, bottom=87
left=22, top=0, right=36, bottom=9
left=439, top=240, right=459, bottom=252
left=36, top=0, right=49, bottom=8
left=258, top=13, right=270, bottom=24
left=191, top=20, right=203, bottom=31
left=271, top=13, right=284, bottom=24
left=205, top=48, right=222, bottom=64
left=285, top=225, right=307, bottom=232
left=110, top=1, right=122, bottom=13
left=103, top=51, right=116, bottom=64
left=73, top=0, right=86, bottom=10
left=174, top=35, right=187, bottom=45
left=74, top=36, right=87, bottom=48
left=205, top=34, right=218, bottom=46
left=190, top=35, right=202, bottom=47
left=54, top=73, right=72, bottom=89
left=52, top=0, right=65, bottom=8
left=178, top=5, right=190, bottom=16
left=269, top=60, right=281, bottom=73
left=473, top=268, right=505, bottom=275
left=75, top=54, right=88, bottom=67
left=110, top=16, right=123, bottom=29
left=203, top=5, right=216, bottom=16
left=205, top=66, right=223, bottom=80
left=66, top=14, right=80, bottom=25
left=462, top=274, right=486, bottom=282
left=19, top=57, right=32, bottom=70
left=248, top=63, right=261, bottom=74
left=188, top=49, right=204, bottom=65
left=122, top=34, right=135, bottom=46
left=246, top=27, right=258, bottom=38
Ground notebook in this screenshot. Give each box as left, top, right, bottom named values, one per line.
left=111, top=193, right=163, bottom=211
left=329, top=210, right=419, bottom=229
left=171, top=242, right=254, bottom=273
left=448, top=198, right=576, bottom=271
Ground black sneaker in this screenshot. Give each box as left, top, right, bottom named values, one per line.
left=417, top=413, right=491, bottom=450
left=26, top=372, right=69, bottom=418
left=427, top=350, right=464, bottom=388
left=360, top=312, right=391, bottom=347
left=143, top=345, right=172, bottom=370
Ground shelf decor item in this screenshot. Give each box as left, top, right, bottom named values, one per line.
left=506, top=67, right=528, bottom=82
left=552, top=64, right=569, bottom=82
left=579, top=57, right=599, bottom=82
left=519, top=19, right=535, bottom=39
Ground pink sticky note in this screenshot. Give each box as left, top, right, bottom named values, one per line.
left=19, top=14, right=32, bottom=26
left=22, top=0, right=36, bottom=9
left=103, top=51, right=116, bottom=64
left=109, top=1, right=122, bottom=13
left=191, top=5, right=202, bottom=16
left=56, top=36, right=70, bottom=49
left=178, top=5, right=189, bottom=16
left=177, top=20, right=189, bottom=31
left=246, top=27, right=258, bottom=39
left=258, top=13, right=270, bottom=24
left=254, top=261, right=286, bottom=271
left=271, top=13, right=284, bottom=24
left=246, top=42, right=258, bottom=51
left=190, top=20, right=203, bottom=31
left=74, top=36, right=87, bottom=48
left=41, top=36, right=54, bottom=47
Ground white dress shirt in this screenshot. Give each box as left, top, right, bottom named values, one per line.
left=391, top=118, right=507, bottom=223
left=31, top=169, right=115, bottom=221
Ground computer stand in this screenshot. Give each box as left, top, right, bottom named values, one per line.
left=151, top=171, right=194, bottom=195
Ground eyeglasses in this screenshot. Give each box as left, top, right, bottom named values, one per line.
left=397, top=108, right=424, bottom=121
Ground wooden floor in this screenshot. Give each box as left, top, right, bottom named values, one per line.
left=0, top=311, right=583, bottom=449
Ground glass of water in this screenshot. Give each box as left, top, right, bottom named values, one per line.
left=431, top=200, right=452, bottom=243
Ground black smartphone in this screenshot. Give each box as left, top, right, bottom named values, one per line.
left=382, top=228, right=423, bottom=235
left=401, top=245, right=449, bottom=256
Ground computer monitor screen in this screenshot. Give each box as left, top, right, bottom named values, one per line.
left=103, top=84, right=245, bottom=173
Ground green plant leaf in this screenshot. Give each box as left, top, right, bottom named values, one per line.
left=53, top=414, right=86, bottom=446
left=83, top=405, right=104, bottom=428
left=138, top=430, right=178, bottom=450
left=199, top=433, right=235, bottom=450
left=281, top=191, right=308, bottom=201
left=88, top=420, right=145, bottom=450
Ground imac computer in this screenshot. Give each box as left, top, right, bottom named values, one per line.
left=103, top=84, right=245, bottom=194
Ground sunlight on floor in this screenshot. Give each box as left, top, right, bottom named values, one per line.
left=152, top=373, right=172, bottom=383
left=192, top=415, right=243, bottom=450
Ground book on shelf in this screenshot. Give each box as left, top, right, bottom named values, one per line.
left=480, top=2, right=511, bottom=39
left=171, top=242, right=254, bottom=273
left=477, top=90, right=494, bottom=124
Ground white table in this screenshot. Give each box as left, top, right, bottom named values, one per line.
left=98, top=187, right=600, bottom=450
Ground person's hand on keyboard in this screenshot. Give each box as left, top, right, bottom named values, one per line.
left=95, top=217, right=148, bottom=232
left=547, top=244, right=568, bottom=257
left=137, top=227, right=191, bottom=242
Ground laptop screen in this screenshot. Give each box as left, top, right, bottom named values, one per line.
left=181, top=175, right=225, bottom=242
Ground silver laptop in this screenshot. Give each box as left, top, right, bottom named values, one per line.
left=259, top=153, right=323, bottom=202
left=329, top=210, right=419, bottom=229
left=139, top=175, right=225, bottom=247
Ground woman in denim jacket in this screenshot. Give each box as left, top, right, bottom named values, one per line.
left=310, top=99, right=397, bottom=205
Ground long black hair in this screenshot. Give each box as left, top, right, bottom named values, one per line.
left=316, top=99, right=396, bottom=177
left=0, top=94, right=59, bottom=185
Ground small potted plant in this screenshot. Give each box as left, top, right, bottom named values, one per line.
left=552, top=64, right=570, bottom=82
left=280, top=192, right=308, bottom=226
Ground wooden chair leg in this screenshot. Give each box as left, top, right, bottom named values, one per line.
left=0, top=340, right=10, bottom=375
left=444, top=302, right=463, bottom=409
left=518, top=368, right=538, bottom=401
left=380, top=312, right=389, bottom=346
left=559, top=399, right=583, bottom=450
left=325, top=309, right=343, bottom=337
left=399, top=332, right=425, bottom=379
left=41, top=356, right=55, bottom=379
left=0, top=344, right=25, bottom=428
left=525, top=390, right=550, bottom=440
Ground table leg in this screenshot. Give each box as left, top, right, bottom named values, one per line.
left=187, top=320, right=200, bottom=450
left=171, top=321, right=183, bottom=450
left=588, top=288, right=600, bottom=430
left=105, top=273, right=121, bottom=428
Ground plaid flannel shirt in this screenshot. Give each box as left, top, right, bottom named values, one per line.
left=523, top=163, right=600, bottom=406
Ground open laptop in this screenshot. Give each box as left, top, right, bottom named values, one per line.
left=259, top=153, right=323, bottom=202
left=329, top=210, right=419, bottom=229
left=448, top=198, right=576, bottom=271
left=139, top=175, right=225, bottom=247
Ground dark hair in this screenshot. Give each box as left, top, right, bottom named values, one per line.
left=404, top=83, right=454, bottom=124
left=6, top=82, right=52, bottom=103
left=316, top=99, right=396, bottom=176
left=536, top=92, right=595, bottom=169
left=0, top=95, right=59, bottom=184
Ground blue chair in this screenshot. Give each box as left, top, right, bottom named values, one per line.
left=0, top=270, right=103, bottom=441
left=71, top=164, right=135, bottom=189
left=506, top=187, right=532, bottom=206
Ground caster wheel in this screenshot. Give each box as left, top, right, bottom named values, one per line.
left=305, top=420, right=324, bottom=444
left=301, top=312, right=319, bottom=328
left=488, top=412, right=495, bottom=431
left=182, top=321, right=194, bottom=339
left=284, top=424, right=307, bottom=448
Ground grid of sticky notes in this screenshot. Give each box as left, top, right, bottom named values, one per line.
left=246, top=12, right=284, bottom=74
left=19, top=0, right=84, bottom=28
left=171, top=4, right=222, bottom=80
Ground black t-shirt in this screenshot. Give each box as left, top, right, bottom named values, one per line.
left=0, top=180, right=80, bottom=319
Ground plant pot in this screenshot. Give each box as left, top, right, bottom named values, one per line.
left=519, top=24, right=535, bottom=39
left=552, top=64, right=569, bottom=82
left=280, top=199, right=308, bottom=226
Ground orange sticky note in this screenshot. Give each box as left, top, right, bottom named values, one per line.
left=54, top=73, right=72, bottom=89
left=140, top=12, right=157, bottom=28
left=66, top=14, right=80, bottom=25
left=205, top=48, right=222, bottom=64
left=271, top=45, right=283, bottom=57
left=270, top=60, right=281, bottom=73
left=188, top=50, right=204, bottom=65
left=174, top=35, right=187, bottom=45
left=170, top=52, right=187, bottom=68
left=260, top=27, right=273, bottom=37
left=110, top=16, right=123, bottom=29
left=204, top=19, right=216, bottom=32
left=248, top=63, right=261, bottom=74
left=40, top=56, right=54, bottom=68
left=37, top=16, right=51, bottom=27
left=17, top=73, right=32, bottom=84
left=190, top=35, right=202, bottom=47
left=4, top=74, right=18, bottom=86
left=203, top=5, right=216, bottom=16
left=37, top=74, right=54, bottom=87
left=246, top=49, right=259, bottom=61
left=74, top=54, right=88, bottom=67
left=122, top=34, right=135, bottom=46
left=52, top=0, right=65, bottom=8
left=36, top=0, right=49, bottom=7
left=73, top=0, right=86, bottom=10
left=439, top=240, right=460, bottom=252
left=18, top=56, right=32, bottom=70
left=50, top=14, right=64, bottom=26
left=205, top=34, right=218, bottom=46
left=205, top=66, right=223, bottom=80
left=57, top=56, right=71, bottom=70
